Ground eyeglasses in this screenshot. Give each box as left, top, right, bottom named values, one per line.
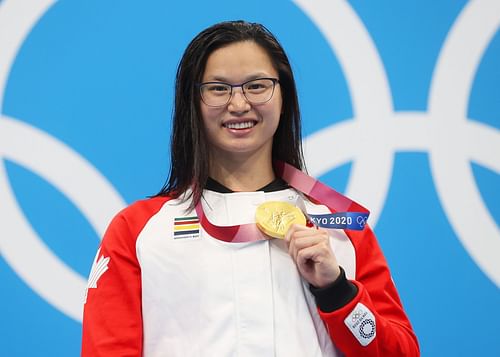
left=198, top=77, right=279, bottom=107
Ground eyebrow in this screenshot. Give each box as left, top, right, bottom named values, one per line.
left=204, top=72, right=273, bottom=83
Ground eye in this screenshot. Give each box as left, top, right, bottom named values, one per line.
left=246, top=82, right=265, bottom=90
left=244, top=79, right=272, bottom=93
left=205, top=84, right=230, bottom=93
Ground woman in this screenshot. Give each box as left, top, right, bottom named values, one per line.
left=82, top=21, right=419, bottom=356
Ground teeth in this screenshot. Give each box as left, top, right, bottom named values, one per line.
left=225, top=121, right=255, bottom=129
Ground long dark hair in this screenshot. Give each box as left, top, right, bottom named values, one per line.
left=157, top=20, right=305, bottom=206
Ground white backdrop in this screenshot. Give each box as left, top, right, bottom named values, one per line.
left=1, top=1, right=499, bottom=356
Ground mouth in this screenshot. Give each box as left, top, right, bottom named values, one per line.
left=223, top=120, right=257, bottom=130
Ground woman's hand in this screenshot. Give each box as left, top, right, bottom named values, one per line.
left=285, top=224, right=341, bottom=288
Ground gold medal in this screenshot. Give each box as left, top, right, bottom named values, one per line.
left=255, top=201, right=306, bottom=239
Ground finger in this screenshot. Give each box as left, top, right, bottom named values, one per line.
left=287, top=228, right=329, bottom=253
left=287, top=230, right=305, bottom=264
left=284, top=224, right=301, bottom=242
left=292, top=233, right=330, bottom=252
left=288, top=235, right=330, bottom=266
left=296, top=245, right=341, bottom=287
left=286, top=226, right=329, bottom=261
left=296, top=245, right=324, bottom=267
left=285, top=224, right=322, bottom=242
left=288, top=223, right=314, bottom=234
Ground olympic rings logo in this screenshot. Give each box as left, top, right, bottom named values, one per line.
left=0, top=0, right=499, bottom=323
left=356, top=215, right=368, bottom=228
left=351, top=309, right=363, bottom=322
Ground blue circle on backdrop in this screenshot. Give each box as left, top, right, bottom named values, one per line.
left=1, top=1, right=349, bottom=356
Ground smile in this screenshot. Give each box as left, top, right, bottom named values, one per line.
left=223, top=121, right=256, bottom=129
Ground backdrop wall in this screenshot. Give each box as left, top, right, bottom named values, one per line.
left=1, top=1, right=499, bottom=356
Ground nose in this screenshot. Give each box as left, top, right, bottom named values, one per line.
left=228, top=87, right=251, bottom=112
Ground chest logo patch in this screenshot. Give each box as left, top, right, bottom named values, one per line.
left=173, top=216, right=200, bottom=239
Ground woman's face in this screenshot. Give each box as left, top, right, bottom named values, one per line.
left=200, top=41, right=282, bottom=163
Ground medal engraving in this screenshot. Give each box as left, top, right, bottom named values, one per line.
left=255, top=201, right=306, bottom=239
left=267, top=208, right=296, bottom=235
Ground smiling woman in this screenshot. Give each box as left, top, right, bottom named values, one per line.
left=199, top=41, right=283, bottom=187
left=162, top=21, right=304, bottom=206
left=81, top=20, right=419, bottom=357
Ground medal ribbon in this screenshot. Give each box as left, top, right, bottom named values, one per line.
left=195, top=161, right=369, bottom=242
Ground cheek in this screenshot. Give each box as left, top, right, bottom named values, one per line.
left=200, top=104, right=221, bottom=129
left=269, top=96, right=283, bottom=123
left=274, top=89, right=284, bottom=116
left=200, top=103, right=210, bottom=124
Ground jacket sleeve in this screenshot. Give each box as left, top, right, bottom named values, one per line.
left=317, top=225, right=420, bottom=356
left=81, top=197, right=168, bottom=357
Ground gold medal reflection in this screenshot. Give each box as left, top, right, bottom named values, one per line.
left=255, top=201, right=306, bottom=239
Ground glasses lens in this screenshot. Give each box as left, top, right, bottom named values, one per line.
left=200, top=83, right=231, bottom=106
left=243, top=79, right=275, bottom=104
left=200, top=78, right=277, bottom=107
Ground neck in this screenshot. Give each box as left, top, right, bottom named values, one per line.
left=208, top=154, right=275, bottom=192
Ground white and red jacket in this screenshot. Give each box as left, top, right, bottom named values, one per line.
left=82, top=187, right=419, bottom=356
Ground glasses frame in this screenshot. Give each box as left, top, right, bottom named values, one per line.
left=197, top=77, right=280, bottom=107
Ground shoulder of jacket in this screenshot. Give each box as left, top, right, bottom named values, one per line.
left=120, top=195, right=173, bottom=215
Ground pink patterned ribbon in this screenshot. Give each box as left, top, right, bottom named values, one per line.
left=194, top=161, right=370, bottom=242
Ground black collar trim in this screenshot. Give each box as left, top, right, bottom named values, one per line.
left=205, top=177, right=289, bottom=193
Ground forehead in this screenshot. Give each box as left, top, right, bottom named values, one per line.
left=202, top=41, right=278, bottom=81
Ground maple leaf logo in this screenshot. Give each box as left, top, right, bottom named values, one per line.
left=84, top=248, right=110, bottom=304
